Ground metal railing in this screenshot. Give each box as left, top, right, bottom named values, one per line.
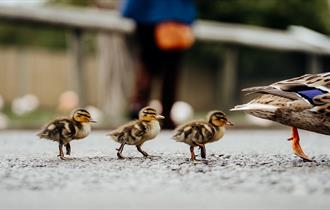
left=0, top=5, right=329, bottom=109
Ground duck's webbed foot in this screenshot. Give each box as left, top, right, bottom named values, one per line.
left=65, top=143, right=71, bottom=155
left=190, top=146, right=196, bottom=161
left=116, top=142, right=126, bottom=159
left=58, top=142, right=66, bottom=160
left=288, top=127, right=312, bottom=162
left=199, top=145, right=206, bottom=159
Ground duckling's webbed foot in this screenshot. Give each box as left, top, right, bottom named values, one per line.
left=136, top=145, right=149, bottom=157
left=65, top=143, right=71, bottom=155
left=199, top=145, right=206, bottom=159
left=116, top=142, right=126, bottom=159
left=288, top=127, right=312, bottom=162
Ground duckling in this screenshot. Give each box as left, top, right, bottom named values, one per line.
left=108, top=106, right=164, bottom=159
left=231, top=72, right=330, bottom=161
left=172, top=111, right=233, bottom=161
left=37, top=109, right=96, bottom=160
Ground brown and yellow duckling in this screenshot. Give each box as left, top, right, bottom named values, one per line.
left=108, top=106, right=164, bottom=159
left=172, top=111, right=233, bottom=161
left=37, top=109, right=96, bottom=160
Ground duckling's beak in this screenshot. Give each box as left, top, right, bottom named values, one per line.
left=89, top=119, right=97, bottom=123
left=225, top=120, right=234, bottom=127
left=156, top=115, right=165, bottom=120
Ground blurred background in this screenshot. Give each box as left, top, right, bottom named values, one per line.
left=0, top=0, right=330, bottom=129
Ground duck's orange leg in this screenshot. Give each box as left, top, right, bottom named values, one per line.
left=288, top=127, right=312, bottom=161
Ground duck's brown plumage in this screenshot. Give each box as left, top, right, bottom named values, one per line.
left=232, top=72, right=330, bottom=135
left=231, top=72, right=330, bottom=161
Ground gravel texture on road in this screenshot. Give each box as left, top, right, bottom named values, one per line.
left=0, top=129, right=330, bottom=209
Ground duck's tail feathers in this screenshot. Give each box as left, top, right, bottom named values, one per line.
left=172, top=134, right=181, bottom=141
left=230, top=103, right=278, bottom=112
left=106, top=131, right=116, bottom=137
left=242, top=86, right=300, bottom=100
left=36, top=130, right=47, bottom=139
left=242, top=86, right=269, bottom=92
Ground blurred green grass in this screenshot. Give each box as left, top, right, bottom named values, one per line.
left=2, top=106, right=58, bottom=129
left=1, top=106, right=283, bottom=130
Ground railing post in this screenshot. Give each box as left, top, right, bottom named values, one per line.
left=217, top=46, right=238, bottom=109
left=69, top=28, right=86, bottom=107
left=97, top=32, right=134, bottom=125
left=307, top=54, right=322, bottom=74
left=18, top=48, right=29, bottom=96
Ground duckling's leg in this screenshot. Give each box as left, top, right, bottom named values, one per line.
left=57, top=142, right=65, bottom=160
left=190, top=146, right=196, bottom=161
left=136, top=144, right=149, bottom=157
left=288, top=127, right=312, bottom=162
left=199, top=145, right=206, bottom=159
left=65, top=143, right=71, bottom=156
left=116, top=142, right=126, bottom=159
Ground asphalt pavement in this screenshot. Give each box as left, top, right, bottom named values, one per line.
left=0, top=129, right=330, bottom=209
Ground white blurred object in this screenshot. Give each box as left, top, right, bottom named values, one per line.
left=148, top=99, right=163, bottom=114
left=0, top=0, right=46, bottom=7
left=288, top=26, right=330, bottom=53
left=170, top=101, right=194, bottom=124
left=85, top=105, right=103, bottom=122
left=245, top=114, right=273, bottom=127
left=58, top=90, right=79, bottom=112
left=0, top=113, right=8, bottom=129
left=24, top=94, right=39, bottom=110
left=11, top=94, right=40, bottom=115
left=0, top=95, right=4, bottom=110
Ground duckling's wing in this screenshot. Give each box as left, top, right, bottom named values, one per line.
left=192, top=123, right=215, bottom=144
left=108, top=120, right=146, bottom=143
left=173, top=120, right=215, bottom=144
left=108, top=120, right=138, bottom=137
left=37, top=118, right=76, bottom=142
left=130, top=121, right=147, bottom=138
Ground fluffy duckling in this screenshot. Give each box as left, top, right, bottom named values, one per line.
left=108, top=106, right=164, bottom=159
left=173, top=111, right=233, bottom=161
left=231, top=72, right=330, bottom=161
left=37, top=109, right=96, bottom=160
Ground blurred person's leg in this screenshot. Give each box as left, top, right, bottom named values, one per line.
left=131, top=24, right=185, bottom=129
left=160, top=50, right=183, bottom=129
left=130, top=24, right=160, bottom=119
left=130, top=61, right=152, bottom=119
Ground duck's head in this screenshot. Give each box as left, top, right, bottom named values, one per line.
left=139, top=106, right=165, bottom=122
left=72, top=109, right=96, bottom=123
left=208, top=110, right=233, bottom=127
